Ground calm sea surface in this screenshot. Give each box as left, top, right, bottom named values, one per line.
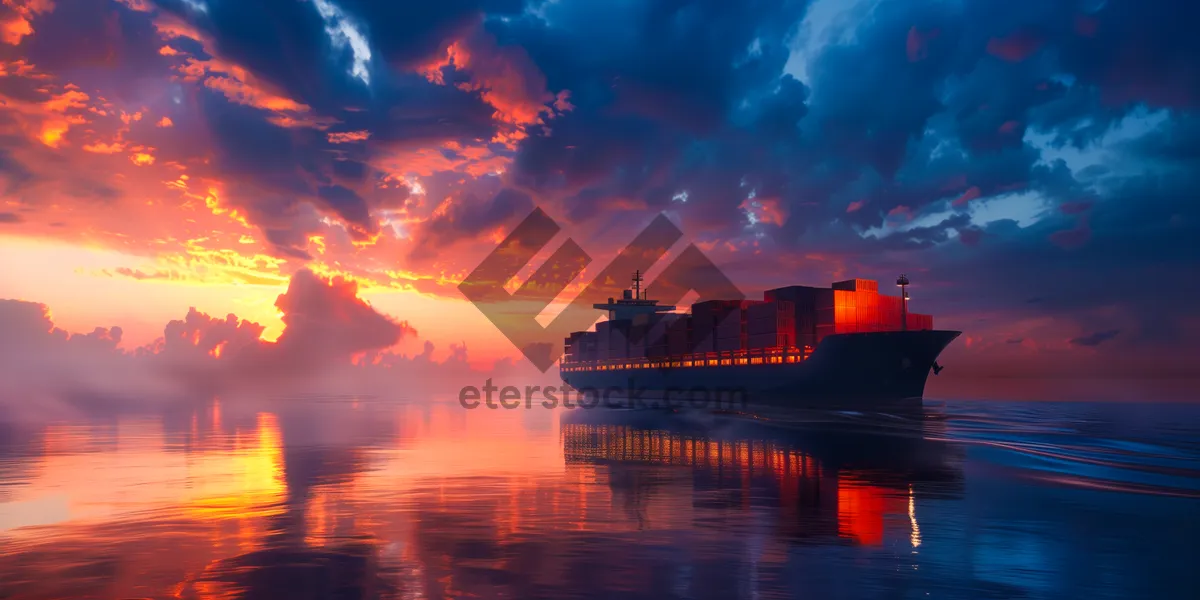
left=1, top=398, right=1197, bottom=599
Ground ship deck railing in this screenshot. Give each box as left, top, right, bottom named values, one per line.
left=560, top=345, right=815, bottom=373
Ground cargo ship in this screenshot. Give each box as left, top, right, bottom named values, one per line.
left=559, top=274, right=960, bottom=410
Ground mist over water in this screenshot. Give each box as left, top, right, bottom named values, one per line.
left=1, top=396, right=1197, bottom=599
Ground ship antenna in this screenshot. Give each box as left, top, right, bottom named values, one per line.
left=633, top=270, right=643, bottom=300
left=896, top=274, right=910, bottom=331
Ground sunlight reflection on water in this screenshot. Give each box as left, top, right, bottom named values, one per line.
left=0, top=397, right=1197, bottom=599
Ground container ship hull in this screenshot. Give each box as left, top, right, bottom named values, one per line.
left=559, top=330, right=960, bottom=411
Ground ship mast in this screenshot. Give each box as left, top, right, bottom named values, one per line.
left=633, top=270, right=644, bottom=300
left=896, top=274, right=910, bottom=331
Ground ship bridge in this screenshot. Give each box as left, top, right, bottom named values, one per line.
left=593, top=270, right=675, bottom=321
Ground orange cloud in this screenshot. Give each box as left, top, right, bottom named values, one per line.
left=0, top=0, right=53, bottom=46
left=130, top=150, right=155, bottom=166
left=82, top=141, right=125, bottom=154
left=374, top=140, right=510, bottom=179
left=203, top=75, right=309, bottom=113
left=327, top=130, right=370, bottom=144
left=417, top=31, right=571, bottom=146
left=741, top=196, right=788, bottom=226
left=38, top=119, right=68, bottom=147
left=0, top=58, right=39, bottom=77
left=42, top=88, right=88, bottom=113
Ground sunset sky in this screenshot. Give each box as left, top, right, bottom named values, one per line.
left=0, top=0, right=1197, bottom=382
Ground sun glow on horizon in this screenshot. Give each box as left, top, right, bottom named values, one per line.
left=0, top=234, right=520, bottom=366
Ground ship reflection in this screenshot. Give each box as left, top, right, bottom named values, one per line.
left=560, top=408, right=965, bottom=547
left=1, top=400, right=969, bottom=600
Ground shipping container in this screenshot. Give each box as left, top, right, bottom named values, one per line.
left=608, top=326, right=629, bottom=358
left=564, top=331, right=594, bottom=361
left=795, top=332, right=816, bottom=350
left=692, top=299, right=745, bottom=320
left=906, top=313, right=934, bottom=330
left=608, top=334, right=629, bottom=358
left=763, top=285, right=821, bottom=303
left=815, top=308, right=834, bottom=326
left=580, top=333, right=598, bottom=361
left=879, top=294, right=904, bottom=330
left=748, top=317, right=790, bottom=335
left=690, top=335, right=716, bottom=353
left=643, top=314, right=683, bottom=348
left=747, top=332, right=793, bottom=349
left=667, top=316, right=691, bottom=355
left=629, top=336, right=645, bottom=358
left=854, top=290, right=877, bottom=331
left=832, top=278, right=878, bottom=292
left=815, top=324, right=836, bottom=344
left=747, top=299, right=793, bottom=320
left=716, top=308, right=743, bottom=339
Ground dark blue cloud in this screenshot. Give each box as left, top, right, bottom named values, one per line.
left=480, top=0, right=1199, bottom=361
left=409, top=185, right=533, bottom=261
left=316, top=184, right=373, bottom=235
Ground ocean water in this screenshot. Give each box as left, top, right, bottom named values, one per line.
left=0, top=397, right=1197, bottom=600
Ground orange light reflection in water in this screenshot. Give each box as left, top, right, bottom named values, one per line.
left=0, top=400, right=922, bottom=599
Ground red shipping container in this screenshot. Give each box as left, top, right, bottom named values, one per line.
left=832, top=279, right=878, bottom=292
left=903, top=313, right=933, bottom=330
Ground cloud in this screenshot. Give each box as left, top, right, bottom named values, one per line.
left=273, top=269, right=412, bottom=361
left=152, top=268, right=420, bottom=387
left=408, top=186, right=533, bottom=261
left=0, top=270, right=480, bottom=411
left=0, top=0, right=1197, bottom=383
left=1069, top=329, right=1120, bottom=347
